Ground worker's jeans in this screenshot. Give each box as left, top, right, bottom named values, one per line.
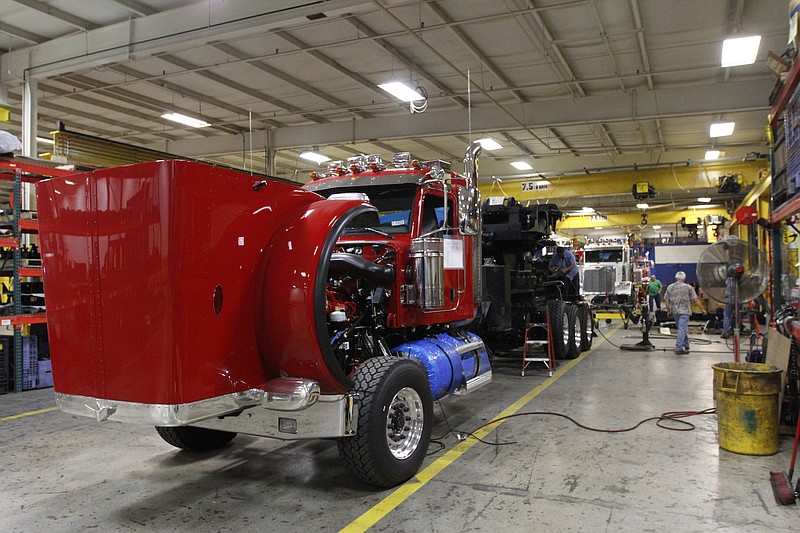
left=675, top=314, right=690, bottom=352
left=649, top=294, right=661, bottom=310
left=722, top=303, right=734, bottom=334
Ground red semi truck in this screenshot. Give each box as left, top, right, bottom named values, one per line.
left=36, top=144, right=491, bottom=487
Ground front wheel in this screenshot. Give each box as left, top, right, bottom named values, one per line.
left=338, top=357, right=433, bottom=488
left=154, top=426, right=237, bottom=452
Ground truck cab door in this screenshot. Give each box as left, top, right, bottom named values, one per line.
left=416, top=190, right=466, bottom=310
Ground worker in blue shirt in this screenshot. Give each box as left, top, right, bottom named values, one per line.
left=549, top=246, right=580, bottom=297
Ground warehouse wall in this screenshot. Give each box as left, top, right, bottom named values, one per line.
left=652, top=243, right=710, bottom=286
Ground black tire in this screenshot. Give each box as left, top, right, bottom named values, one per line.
left=578, top=304, right=594, bottom=351
left=547, top=300, right=570, bottom=360
left=566, top=304, right=581, bottom=359
left=154, top=426, right=237, bottom=452
left=337, top=357, right=433, bottom=488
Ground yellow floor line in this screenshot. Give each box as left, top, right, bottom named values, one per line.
left=340, top=325, right=620, bottom=533
left=0, top=406, right=59, bottom=421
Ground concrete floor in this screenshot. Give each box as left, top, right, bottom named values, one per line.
left=2, top=324, right=799, bottom=532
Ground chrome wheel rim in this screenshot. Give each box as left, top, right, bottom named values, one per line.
left=386, top=387, right=424, bottom=460
left=584, top=310, right=593, bottom=340
left=562, top=311, right=570, bottom=347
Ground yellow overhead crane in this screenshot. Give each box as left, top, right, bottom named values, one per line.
left=479, top=160, right=766, bottom=202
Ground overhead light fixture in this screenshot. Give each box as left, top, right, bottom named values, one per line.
left=378, top=81, right=425, bottom=102
left=688, top=204, right=721, bottom=209
left=705, top=150, right=721, bottom=160
left=636, top=203, right=650, bottom=209
left=581, top=206, right=595, bottom=213
left=510, top=161, right=532, bottom=170
left=697, top=197, right=712, bottom=203
left=161, top=112, right=210, bottom=128
left=710, top=122, right=735, bottom=137
left=299, top=151, right=331, bottom=165
left=36, top=136, right=54, bottom=145
left=477, top=138, right=503, bottom=151
left=652, top=225, right=662, bottom=230
left=594, top=227, right=604, bottom=230
left=721, top=35, right=761, bottom=67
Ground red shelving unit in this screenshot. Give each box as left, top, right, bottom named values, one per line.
left=0, top=157, right=80, bottom=392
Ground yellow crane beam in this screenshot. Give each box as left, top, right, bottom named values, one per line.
left=478, top=160, right=767, bottom=203
left=558, top=207, right=728, bottom=230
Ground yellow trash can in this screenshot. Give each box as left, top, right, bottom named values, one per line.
left=712, top=362, right=782, bottom=455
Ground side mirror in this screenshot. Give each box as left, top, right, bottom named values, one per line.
left=458, top=187, right=481, bottom=236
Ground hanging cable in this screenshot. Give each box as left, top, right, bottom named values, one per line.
left=410, top=85, right=428, bottom=113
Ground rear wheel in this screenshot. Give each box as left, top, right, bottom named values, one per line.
left=578, top=303, right=594, bottom=351
left=338, top=357, right=433, bottom=488
left=547, top=300, right=569, bottom=359
left=154, top=426, right=237, bottom=452
left=566, top=304, right=581, bottom=359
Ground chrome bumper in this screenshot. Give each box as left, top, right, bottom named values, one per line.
left=55, top=378, right=358, bottom=440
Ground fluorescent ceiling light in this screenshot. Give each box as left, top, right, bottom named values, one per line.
left=581, top=206, right=595, bottom=213
left=688, top=204, right=721, bottom=209
left=721, top=35, right=761, bottom=67
left=594, top=227, right=604, bottom=230
left=652, top=225, right=662, bottom=230
left=710, top=122, right=735, bottom=137
left=36, top=136, right=54, bottom=145
left=161, top=112, right=210, bottom=128
left=705, top=150, right=721, bottom=160
left=378, top=81, right=424, bottom=102
left=299, top=151, right=331, bottom=164
left=636, top=203, right=649, bottom=209
left=510, top=161, right=532, bottom=170
left=697, top=197, right=712, bottom=203
left=478, top=138, right=503, bottom=151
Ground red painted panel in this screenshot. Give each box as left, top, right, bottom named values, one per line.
left=257, top=200, right=374, bottom=394
left=37, top=161, right=326, bottom=404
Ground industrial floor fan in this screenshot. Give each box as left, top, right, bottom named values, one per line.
left=696, top=237, right=769, bottom=361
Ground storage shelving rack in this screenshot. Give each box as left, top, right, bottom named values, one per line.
left=769, top=59, right=800, bottom=307
left=0, top=157, right=75, bottom=393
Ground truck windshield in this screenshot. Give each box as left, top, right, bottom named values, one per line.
left=320, top=185, right=417, bottom=234
left=585, top=249, right=623, bottom=262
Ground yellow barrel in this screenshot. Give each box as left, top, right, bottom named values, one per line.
left=712, top=362, right=782, bottom=455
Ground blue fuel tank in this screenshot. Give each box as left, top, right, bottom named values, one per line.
left=391, top=332, right=491, bottom=400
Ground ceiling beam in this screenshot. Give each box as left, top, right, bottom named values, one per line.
left=274, top=29, right=387, bottom=101
left=516, top=0, right=586, bottom=98
left=108, top=64, right=250, bottom=134
left=34, top=81, right=181, bottom=141
left=0, top=21, right=46, bottom=44
left=1, top=0, right=372, bottom=83
left=344, top=15, right=468, bottom=108
left=46, top=74, right=219, bottom=138
left=210, top=42, right=371, bottom=120
left=723, top=0, right=747, bottom=83
left=156, top=52, right=329, bottom=124
left=427, top=2, right=527, bottom=104
left=364, top=0, right=554, bottom=149
left=112, top=0, right=158, bottom=17
left=411, top=138, right=460, bottom=162
left=145, top=76, right=772, bottom=157
left=11, top=0, right=100, bottom=31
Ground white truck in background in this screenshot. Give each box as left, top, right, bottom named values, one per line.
left=580, top=240, right=635, bottom=305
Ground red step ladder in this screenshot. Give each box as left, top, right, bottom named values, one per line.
left=521, top=311, right=556, bottom=377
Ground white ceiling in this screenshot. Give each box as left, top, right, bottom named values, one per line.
left=0, top=0, right=788, bottom=185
